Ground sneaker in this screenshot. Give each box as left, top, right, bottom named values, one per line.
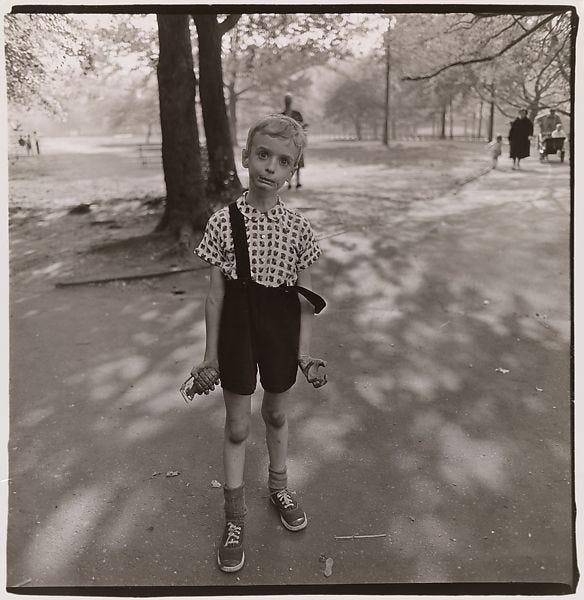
left=296, top=183, right=302, bottom=189
left=217, top=520, right=245, bottom=572
left=270, top=489, right=307, bottom=531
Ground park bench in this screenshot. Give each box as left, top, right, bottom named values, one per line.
left=136, top=143, right=162, bottom=165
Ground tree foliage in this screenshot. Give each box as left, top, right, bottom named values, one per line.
left=324, top=61, right=385, bottom=139
left=223, top=13, right=363, bottom=132
left=399, top=11, right=573, bottom=118
left=4, top=13, right=95, bottom=114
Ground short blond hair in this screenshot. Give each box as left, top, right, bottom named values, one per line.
left=245, top=114, right=307, bottom=167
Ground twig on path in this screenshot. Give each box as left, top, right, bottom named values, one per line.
left=454, top=166, right=493, bottom=190
left=55, top=266, right=209, bottom=288
left=12, top=578, right=32, bottom=587
left=334, top=533, right=387, bottom=540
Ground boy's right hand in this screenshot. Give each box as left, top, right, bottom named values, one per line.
left=186, top=360, right=220, bottom=398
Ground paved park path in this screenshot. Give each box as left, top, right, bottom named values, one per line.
left=7, top=147, right=573, bottom=591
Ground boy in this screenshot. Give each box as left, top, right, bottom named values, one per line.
left=488, top=134, right=503, bottom=169
left=186, top=114, right=327, bottom=573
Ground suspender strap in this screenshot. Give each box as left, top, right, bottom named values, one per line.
left=293, top=286, right=326, bottom=314
left=229, top=202, right=252, bottom=282
left=228, top=200, right=326, bottom=314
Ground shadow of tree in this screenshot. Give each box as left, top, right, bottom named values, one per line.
left=8, top=149, right=573, bottom=588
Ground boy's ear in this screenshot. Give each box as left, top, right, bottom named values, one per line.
left=241, top=148, right=249, bottom=168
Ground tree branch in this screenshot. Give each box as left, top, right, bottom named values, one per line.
left=218, top=14, right=241, bottom=37
left=512, top=15, right=528, bottom=32
left=402, top=14, right=556, bottom=81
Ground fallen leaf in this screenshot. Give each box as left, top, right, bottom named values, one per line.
left=210, top=480, right=222, bottom=488
left=166, top=471, right=180, bottom=478
left=535, top=387, right=543, bottom=392
left=324, top=557, right=334, bottom=577
left=495, top=367, right=510, bottom=374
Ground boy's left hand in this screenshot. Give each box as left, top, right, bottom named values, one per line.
left=298, top=355, right=328, bottom=388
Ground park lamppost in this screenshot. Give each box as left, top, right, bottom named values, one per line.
left=383, top=15, right=396, bottom=147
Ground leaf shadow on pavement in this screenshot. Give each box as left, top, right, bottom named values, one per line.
left=7, top=145, right=573, bottom=590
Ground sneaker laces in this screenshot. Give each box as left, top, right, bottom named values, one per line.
left=224, top=521, right=242, bottom=546
left=276, top=490, right=295, bottom=509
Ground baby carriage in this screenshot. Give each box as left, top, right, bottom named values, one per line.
left=538, top=133, right=565, bottom=162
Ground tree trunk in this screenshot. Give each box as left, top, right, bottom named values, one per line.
left=477, top=99, right=484, bottom=139
left=488, top=82, right=495, bottom=142
left=382, top=21, right=390, bottom=146
left=156, top=14, right=209, bottom=246
left=227, top=81, right=239, bottom=147
left=440, top=106, right=446, bottom=139
left=193, top=14, right=242, bottom=207
left=355, top=119, right=362, bottom=140
left=449, top=97, right=454, bottom=139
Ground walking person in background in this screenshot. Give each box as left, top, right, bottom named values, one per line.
left=537, top=108, right=562, bottom=137
left=282, top=93, right=307, bottom=189
left=32, top=131, right=40, bottom=154
left=508, top=109, right=533, bottom=170
left=488, top=134, right=503, bottom=169
left=25, top=134, right=32, bottom=156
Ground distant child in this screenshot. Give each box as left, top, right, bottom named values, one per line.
left=489, top=134, right=503, bottom=169
left=185, top=114, right=328, bottom=573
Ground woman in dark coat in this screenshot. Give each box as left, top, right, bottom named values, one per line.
left=508, top=109, right=534, bottom=169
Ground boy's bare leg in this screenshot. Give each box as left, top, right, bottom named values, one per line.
left=261, top=390, right=290, bottom=473
left=223, top=389, right=252, bottom=489
left=218, top=390, right=250, bottom=573
left=262, top=389, right=307, bottom=531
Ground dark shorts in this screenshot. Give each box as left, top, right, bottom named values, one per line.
left=218, top=279, right=300, bottom=396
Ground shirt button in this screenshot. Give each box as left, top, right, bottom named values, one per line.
left=260, top=234, right=265, bottom=239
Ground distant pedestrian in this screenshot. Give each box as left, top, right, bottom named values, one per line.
left=281, top=93, right=307, bottom=189
left=488, top=134, right=503, bottom=169
left=25, top=135, right=32, bottom=156
left=508, top=109, right=533, bottom=170
left=185, top=114, right=327, bottom=574
left=537, top=108, right=562, bottom=137
left=32, top=131, right=40, bottom=154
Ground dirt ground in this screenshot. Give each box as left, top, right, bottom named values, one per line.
left=6, top=138, right=575, bottom=592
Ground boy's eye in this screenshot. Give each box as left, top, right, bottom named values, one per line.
left=280, top=158, right=290, bottom=166
left=258, top=150, right=268, bottom=159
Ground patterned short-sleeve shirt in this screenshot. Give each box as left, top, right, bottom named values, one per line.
left=195, top=194, right=321, bottom=287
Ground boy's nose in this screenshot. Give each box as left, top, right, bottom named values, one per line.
left=265, top=158, right=277, bottom=173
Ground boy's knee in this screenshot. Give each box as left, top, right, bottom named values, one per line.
left=226, top=419, right=250, bottom=444
left=261, top=407, right=287, bottom=429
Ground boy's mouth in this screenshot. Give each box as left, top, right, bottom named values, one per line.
left=258, top=176, right=275, bottom=186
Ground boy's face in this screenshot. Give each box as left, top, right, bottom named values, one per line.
left=242, top=133, right=298, bottom=193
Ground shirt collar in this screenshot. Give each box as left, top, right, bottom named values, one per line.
left=237, top=193, right=284, bottom=222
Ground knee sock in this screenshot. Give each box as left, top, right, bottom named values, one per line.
left=224, top=484, right=247, bottom=521
left=268, top=466, right=288, bottom=494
